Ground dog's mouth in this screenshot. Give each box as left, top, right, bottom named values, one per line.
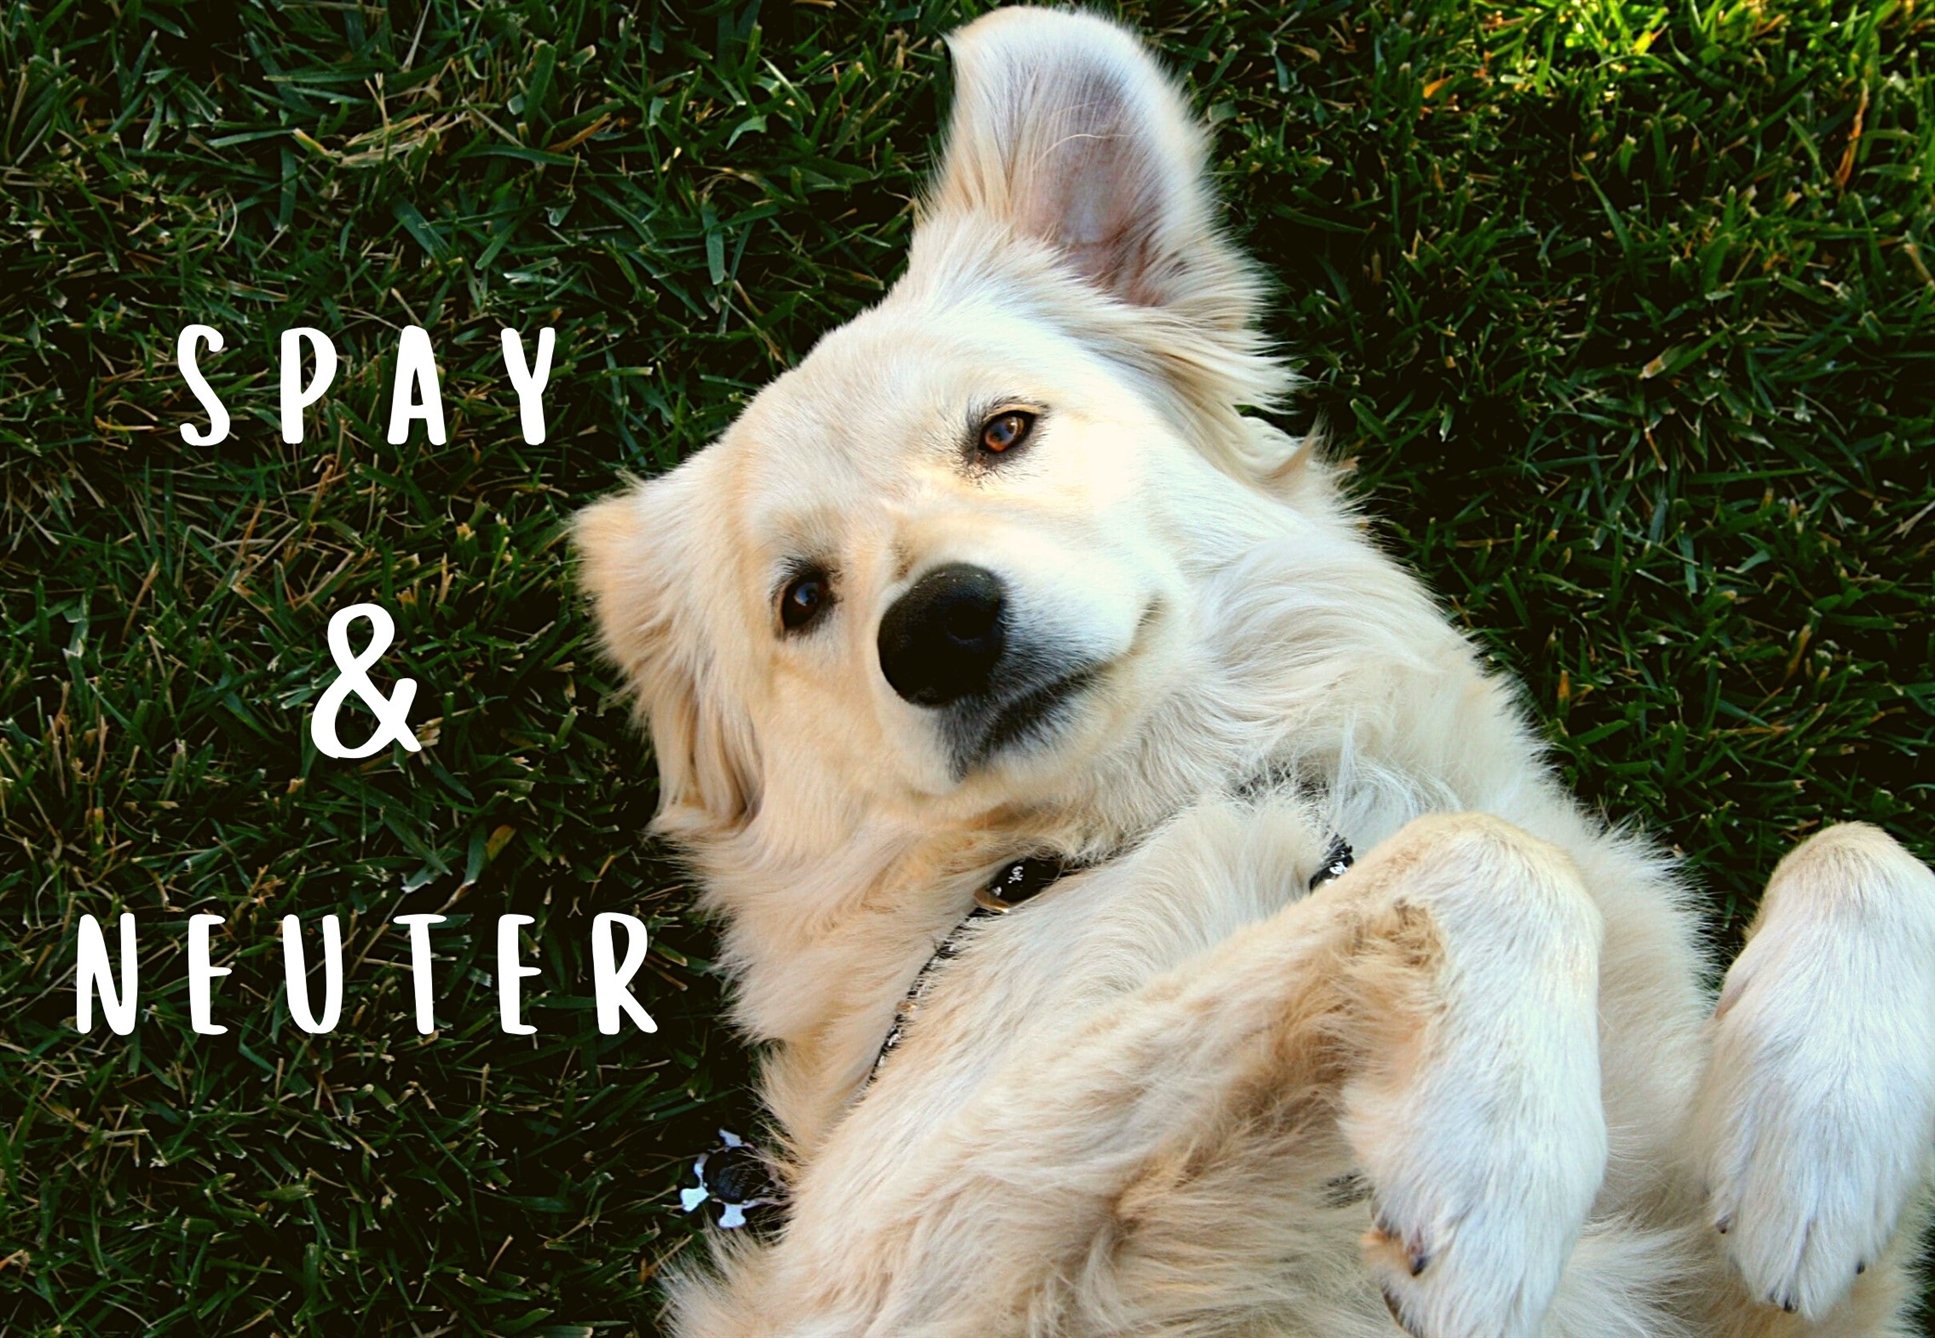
left=981, top=667, right=1100, bottom=757
left=946, top=666, right=1101, bottom=777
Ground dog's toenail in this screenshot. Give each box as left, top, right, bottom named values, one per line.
left=1855, top=1262, right=1866, bottom=1276
left=1409, top=1249, right=1430, bottom=1277
left=1782, top=1302, right=1795, bottom=1314
left=1714, top=1216, right=1730, bottom=1234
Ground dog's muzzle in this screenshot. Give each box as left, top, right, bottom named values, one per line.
left=879, top=563, right=1101, bottom=776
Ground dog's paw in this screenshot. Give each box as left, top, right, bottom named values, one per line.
left=1699, top=826, right=1935, bottom=1319
left=1358, top=1123, right=1604, bottom=1338
left=1345, top=955, right=1608, bottom=1338
left=1701, top=944, right=1935, bottom=1317
left=1339, top=818, right=1609, bottom=1338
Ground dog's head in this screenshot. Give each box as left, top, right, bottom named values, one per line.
left=578, top=9, right=1320, bottom=854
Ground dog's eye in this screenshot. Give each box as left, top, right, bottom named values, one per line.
left=779, top=571, right=833, bottom=633
left=979, top=409, right=1036, bottom=456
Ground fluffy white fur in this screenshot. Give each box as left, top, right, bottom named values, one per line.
left=575, top=9, right=1935, bottom=1336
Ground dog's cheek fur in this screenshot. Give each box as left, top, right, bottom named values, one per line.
left=575, top=470, right=762, bottom=842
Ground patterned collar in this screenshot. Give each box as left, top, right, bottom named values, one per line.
left=867, top=832, right=1355, bottom=1086
left=682, top=832, right=1355, bottom=1230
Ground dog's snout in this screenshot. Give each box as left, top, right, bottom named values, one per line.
left=878, top=564, right=1006, bottom=706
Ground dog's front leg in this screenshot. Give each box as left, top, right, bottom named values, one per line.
left=1320, top=813, right=1609, bottom=1338
left=1694, top=822, right=1935, bottom=1326
left=749, top=813, right=1607, bottom=1338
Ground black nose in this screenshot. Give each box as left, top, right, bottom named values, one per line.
left=878, top=564, right=1006, bottom=706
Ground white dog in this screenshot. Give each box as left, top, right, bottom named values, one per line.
left=576, top=9, right=1935, bottom=1336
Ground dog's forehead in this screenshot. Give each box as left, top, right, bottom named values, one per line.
left=719, top=299, right=1078, bottom=535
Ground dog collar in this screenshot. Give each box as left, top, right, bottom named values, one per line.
left=1311, top=833, right=1355, bottom=888
left=682, top=833, right=1354, bottom=1229
left=865, top=854, right=1082, bottom=1088
left=867, top=834, right=1354, bottom=1088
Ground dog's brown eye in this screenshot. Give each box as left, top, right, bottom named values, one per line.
left=979, top=410, right=1035, bottom=455
left=780, top=572, right=832, bottom=632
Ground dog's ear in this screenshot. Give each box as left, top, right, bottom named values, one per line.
left=930, top=8, right=1254, bottom=325
left=576, top=469, right=760, bottom=844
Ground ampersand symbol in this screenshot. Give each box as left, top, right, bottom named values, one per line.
left=311, top=603, right=422, bottom=759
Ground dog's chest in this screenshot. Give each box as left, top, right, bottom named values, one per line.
left=801, top=794, right=1338, bottom=1181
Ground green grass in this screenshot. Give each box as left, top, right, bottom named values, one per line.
left=1, top=0, right=1930, bottom=1333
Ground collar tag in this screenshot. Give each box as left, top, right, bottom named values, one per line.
left=975, top=855, right=1070, bottom=912
left=1309, top=835, right=1355, bottom=890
